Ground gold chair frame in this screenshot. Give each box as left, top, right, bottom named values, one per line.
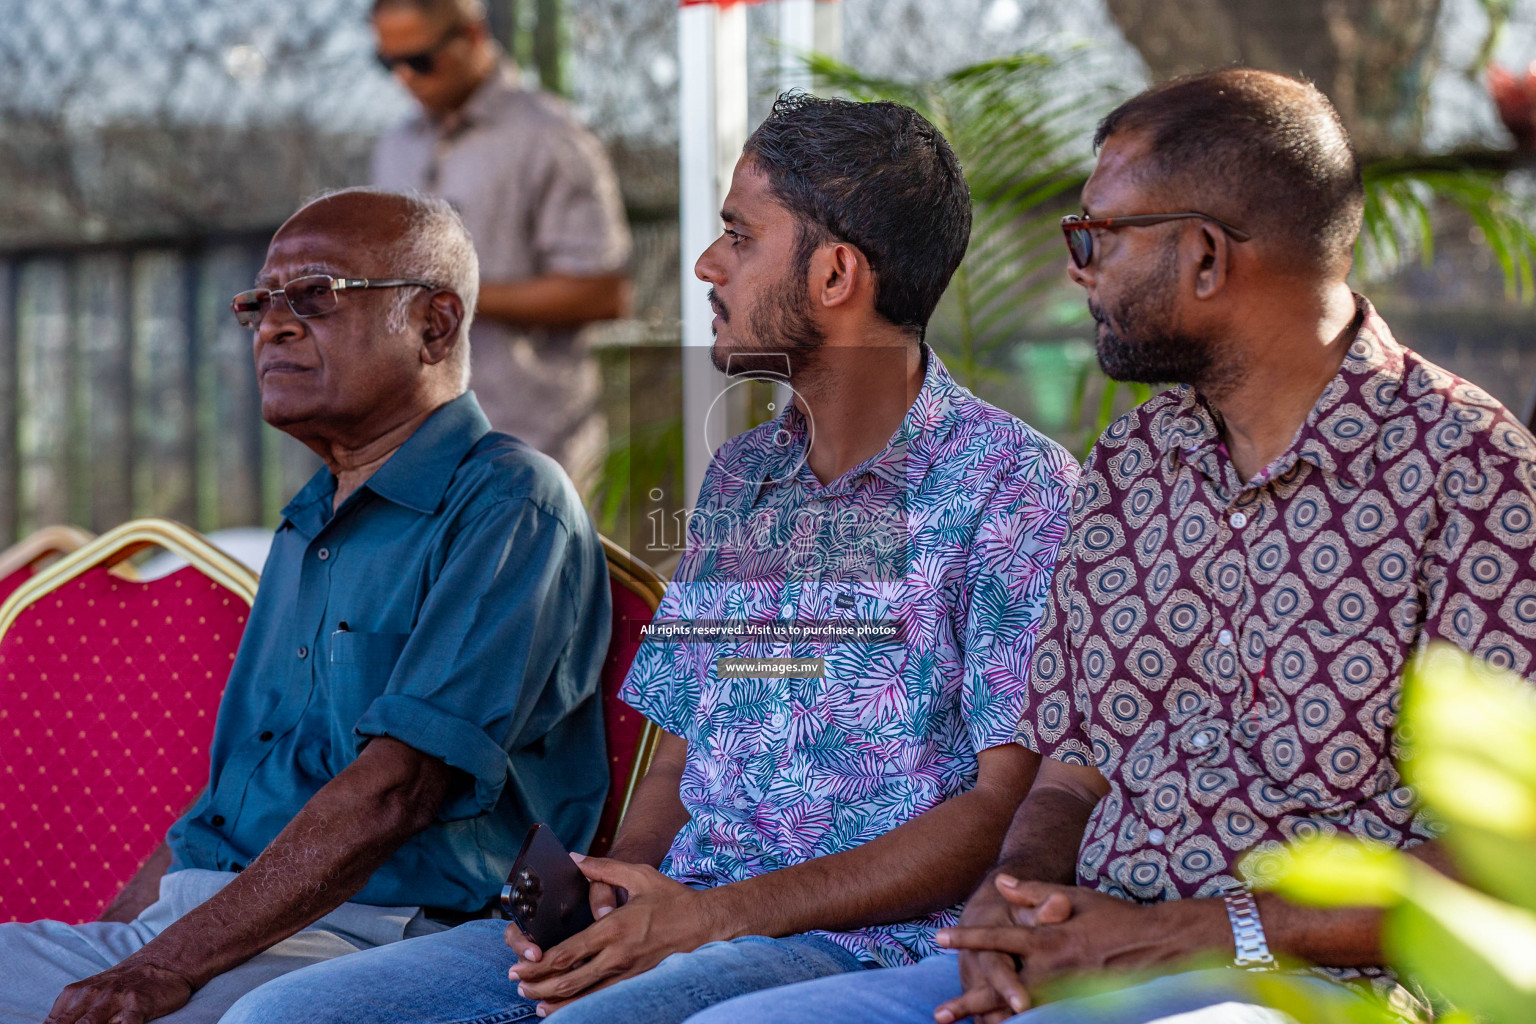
left=0, top=518, right=259, bottom=639
left=0, top=524, right=662, bottom=842
left=0, top=524, right=96, bottom=583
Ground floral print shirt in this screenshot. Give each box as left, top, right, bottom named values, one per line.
left=621, top=348, right=1077, bottom=967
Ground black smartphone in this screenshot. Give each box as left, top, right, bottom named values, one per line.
left=500, top=823, right=595, bottom=949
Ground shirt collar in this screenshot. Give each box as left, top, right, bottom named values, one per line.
left=1155, top=295, right=1403, bottom=491
left=753, top=344, right=968, bottom=501
left=412, top=56, right=519, bottom=136
left=280, top=392, right=492, bottom=526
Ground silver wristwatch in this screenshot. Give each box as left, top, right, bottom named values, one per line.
left=1221, top=885, right=1277, bottom=970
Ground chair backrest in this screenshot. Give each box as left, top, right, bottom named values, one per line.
left=588, top=537, right=665, bottom=857
left=0, top=519, right=258, bottom=924
left=0, top=525, right=95, bottom=604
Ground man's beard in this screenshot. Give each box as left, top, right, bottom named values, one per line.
left=1091, top=243, right=1223, bottom=389
left=709, top=264, right=824, bottom=377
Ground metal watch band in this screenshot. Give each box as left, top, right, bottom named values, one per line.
left=1221, top=887, right=1277, bottom=970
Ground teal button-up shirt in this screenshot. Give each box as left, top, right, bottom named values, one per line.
left=166, top=393, right=611, bottom=911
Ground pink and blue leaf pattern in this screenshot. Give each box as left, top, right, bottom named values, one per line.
left=620, top=349, right=1078, bottom=967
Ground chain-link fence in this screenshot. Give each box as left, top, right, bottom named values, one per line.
left=6, top=0, right=1536, bottom=543
left=0, top=0, right=687, bottom=542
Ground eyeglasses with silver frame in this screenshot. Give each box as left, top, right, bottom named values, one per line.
left=230, top=275, right=436, bottom=329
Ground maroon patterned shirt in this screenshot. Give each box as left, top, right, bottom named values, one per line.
left=1017, top=297, right=1536, bottom=916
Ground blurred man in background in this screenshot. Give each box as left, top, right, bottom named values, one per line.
left=371, top=0, right=631, bottom=492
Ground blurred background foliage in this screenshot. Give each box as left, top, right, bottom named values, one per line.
left=1254, top=646, right=1536, bottom=1023
left=4, top=0, right=1536, bottom=550
left=807, top=44, right=1536, bottom=460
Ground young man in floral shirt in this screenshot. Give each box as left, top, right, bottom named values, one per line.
left=218, top=94, right=1077, bottom=1024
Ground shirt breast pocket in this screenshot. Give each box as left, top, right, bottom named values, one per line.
left=825, top=589, right=909, bottom=681
left=327, top=630, right=410, bottom=731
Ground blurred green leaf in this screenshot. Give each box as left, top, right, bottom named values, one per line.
left=1402, top=646, right=1536, bottom=838
left=1262, top=836, right=1409, bottom=908
left=1385, top=869, right=1536, bottom=1021
left=1266, top=836, right=1536, bottom=1019
left=1437, top=824, right=1536, bottom=913
left=1257, top=644, right=1536, bottom=1023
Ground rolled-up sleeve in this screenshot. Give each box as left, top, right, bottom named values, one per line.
left=533, top=119, right=632, bottom=278
left=354, top=496, right=582, bottom=820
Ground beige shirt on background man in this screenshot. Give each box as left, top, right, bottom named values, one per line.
left=372, top=61, right=631, bottom=490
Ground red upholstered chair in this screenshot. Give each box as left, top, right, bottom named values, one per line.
left=0, top=525, right=96, bottom=604
left=588, top=537, right=665, bottom=857
left=0, top=519, right=258, bottom=924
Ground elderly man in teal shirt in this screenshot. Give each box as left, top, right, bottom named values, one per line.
left=0, top=187, right=610, bottom=1024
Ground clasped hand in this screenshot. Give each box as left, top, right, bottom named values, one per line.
left=505, top=854, right=721, bottom=1015
left=935, top=876, right=1189, bottom=1024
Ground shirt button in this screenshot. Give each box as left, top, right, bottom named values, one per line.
left=259, top=730, right=274, bottom=741
left=1148, top=828, right=1166, bottom=845
left=1218, top=629, right=1233, bottom=647
left=317, top=547, right=330, bottom=561
left=1193, top=730, right=1214, bottom=748
left=210, top=814, right=225, bottom=827
left=297, top=646, right=309, bottom=659
left=1229, top=511, right=1248, bottom=530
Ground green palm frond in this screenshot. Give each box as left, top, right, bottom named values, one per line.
left=809, top=51, right=1536, bottom=459
left=1357, top=161, right=1536, bottom=302
left=808, top=52, right=1107, bottom=392
left=586, top=412, right=684, bottom=536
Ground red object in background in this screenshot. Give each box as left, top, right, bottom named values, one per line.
left=588, top=548, right=663, bottom=858
left=0, top=526, right=660, bottom=917
left=1489, top=62, right=1536, bottom=149
left=0, top=566, right=248, bottom=923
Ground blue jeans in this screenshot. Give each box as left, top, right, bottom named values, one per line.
left=0, top=870, right=444, bottom=1024
left=687, top=953, right=1369, bottom=1024
left=219, top=920, right=866, bottom=1024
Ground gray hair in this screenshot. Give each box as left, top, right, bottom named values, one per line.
left=300, top=186, right=478, bottom=386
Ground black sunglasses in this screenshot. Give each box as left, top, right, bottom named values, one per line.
left=1060, top=213, right=1252, bottom=269
left=231, top=275, right=435, bottom=330
left=376, top=24, right=464, bottom=75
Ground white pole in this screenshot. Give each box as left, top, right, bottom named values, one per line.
left=778, top=0, right=814, bottom=95
left=678, top=2, right=748, bottom=512
left=778, top=0, right=841, bottom=96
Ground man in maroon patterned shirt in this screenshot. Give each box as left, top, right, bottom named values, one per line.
left=685, top=69, right=1536, bottom=1024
